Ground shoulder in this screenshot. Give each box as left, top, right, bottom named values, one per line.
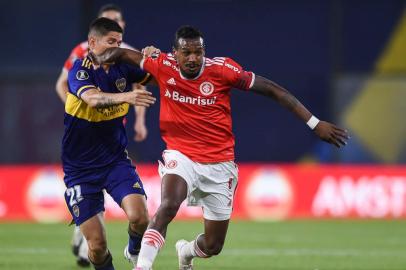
left=144, top=52, right=176, bottom=68
left=204, top=56, right=229, bottom=74
left=71, top=57, right=92, bottom=70
left=69, top=57, right=93, bottom=79
left=208, top=57, right=244, bottom=74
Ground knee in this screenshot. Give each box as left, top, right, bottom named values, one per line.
left=204, top=241, right=224, bottom=256
left=159, top=200, right=181, bottom=218
left=87, top=236, right=107, bottom=257
left=127, top=210, right=149, bottom=229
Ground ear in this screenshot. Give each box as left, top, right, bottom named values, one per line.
left=88, top=36, right=96, bottom=50
left=172, top=46, right=178, bottom=59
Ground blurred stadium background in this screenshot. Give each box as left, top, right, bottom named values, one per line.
left=0, top=0, right=406, bottom=269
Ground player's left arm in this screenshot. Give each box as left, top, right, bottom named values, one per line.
left=251, top=75, right=349, bottom=147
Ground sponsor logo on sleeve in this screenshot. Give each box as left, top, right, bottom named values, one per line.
left=76, top=70, right=89, bottom=80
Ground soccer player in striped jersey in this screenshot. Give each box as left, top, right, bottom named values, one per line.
left=55, top=4, right=150, bottom=267
left=63, top=18, right=155, bottom=270
left=91, top=25, right=349, bottom=270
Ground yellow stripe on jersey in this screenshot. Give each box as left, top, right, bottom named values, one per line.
left=138, top=73, right=151, bottom=85
left=81, top=57, right=93, bottom=69
left=82, top=58, right=88, bottom=67
left=65, top=92, right=129, bottom=122
left=77, top=85, right=96, bottom=97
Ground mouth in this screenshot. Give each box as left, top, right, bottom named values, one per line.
left=185, top=64, right=199, bottom=72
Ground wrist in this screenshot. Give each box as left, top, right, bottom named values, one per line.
left=306, top=115, right=320, bottom=130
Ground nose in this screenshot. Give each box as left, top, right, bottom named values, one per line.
left=188, top=54, right=197, bottom=62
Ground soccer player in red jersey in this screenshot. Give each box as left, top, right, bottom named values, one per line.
left=55, top=4, right=150, bottom=267
left=92, top=25, right=349, bottom=270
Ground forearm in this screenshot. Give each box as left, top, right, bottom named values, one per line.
left=134, top=105, right=146, bottom=124
left=82, top=89, right=129, bottom=108
left=251, top=75, right=312, bottom=122
left=98, top=48, right=144, bottom=67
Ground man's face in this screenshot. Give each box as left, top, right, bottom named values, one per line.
left=174, top=38, right=205, bottom=79
left=100, top=10, right=125, bottom=30
left=89, top=31, right=122, bottom=56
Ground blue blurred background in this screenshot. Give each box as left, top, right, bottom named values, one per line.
left=1, top=0, right=405, bottom=164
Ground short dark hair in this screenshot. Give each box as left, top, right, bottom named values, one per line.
left=89, top=17, right=123, bottom=37
left=97, top=4, right=122, bottom=17
left=174, top=25, right=204, bottom=49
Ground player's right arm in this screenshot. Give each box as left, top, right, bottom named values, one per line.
left=91, top=48, right=143, bottom=67
left=90, top=46, right=161, bottom=71
left=68, top=59, right=156, bottom=109
left=81, top=88, right=155, bottom=108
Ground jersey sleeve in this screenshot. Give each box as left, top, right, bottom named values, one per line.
left=67, top=58, right=96, bottom=98
left=63, top=43, right=88, bottom=71
left=222, top=58, right=255, bottom=90
left=124, top=64, right=153, bottom=86
left=139, top=52, right=165, bottom=78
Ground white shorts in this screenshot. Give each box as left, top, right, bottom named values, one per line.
left=158, top=150, right=238, bottom=221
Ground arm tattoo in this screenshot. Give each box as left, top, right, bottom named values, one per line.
left=95, top=97, right=116, bottom=108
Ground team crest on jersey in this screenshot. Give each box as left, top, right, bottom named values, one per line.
left=199, top=82, right=214, bottom=96
left=72, top=204, right=80, bottom=217
left=76, top=70, right=89, bottom=81
left=166, top=160, right=178, bottom=169
left=115, top=78, right=127, bottom=92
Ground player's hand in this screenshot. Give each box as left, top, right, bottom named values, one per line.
left=142, top=46, right=161, bottom=58
left=127, top=89, right=156, bottom=107
left=134, top=121, right=148, bottom=142
left=313, top=121, right=349, bottom=148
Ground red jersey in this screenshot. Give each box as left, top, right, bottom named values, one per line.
left=141, top=53, right=255, bottom=163
left=63, top=41, right=134, bottom=71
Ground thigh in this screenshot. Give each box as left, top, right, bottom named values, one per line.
left=64, top=182, right=105, bottom=226
left=199, top=162, right=238, bottom=221
left=158, top=150, right=197, bottom=196
left=105, top=160, right=146, bottom=206
left=161, top=173, right=188, bottom=205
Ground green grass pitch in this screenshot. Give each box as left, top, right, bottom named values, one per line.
left=0, top=220, right=405, bottom=269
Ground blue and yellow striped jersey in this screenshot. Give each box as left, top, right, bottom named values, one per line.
left=62, top=57, right=151, bottom=175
